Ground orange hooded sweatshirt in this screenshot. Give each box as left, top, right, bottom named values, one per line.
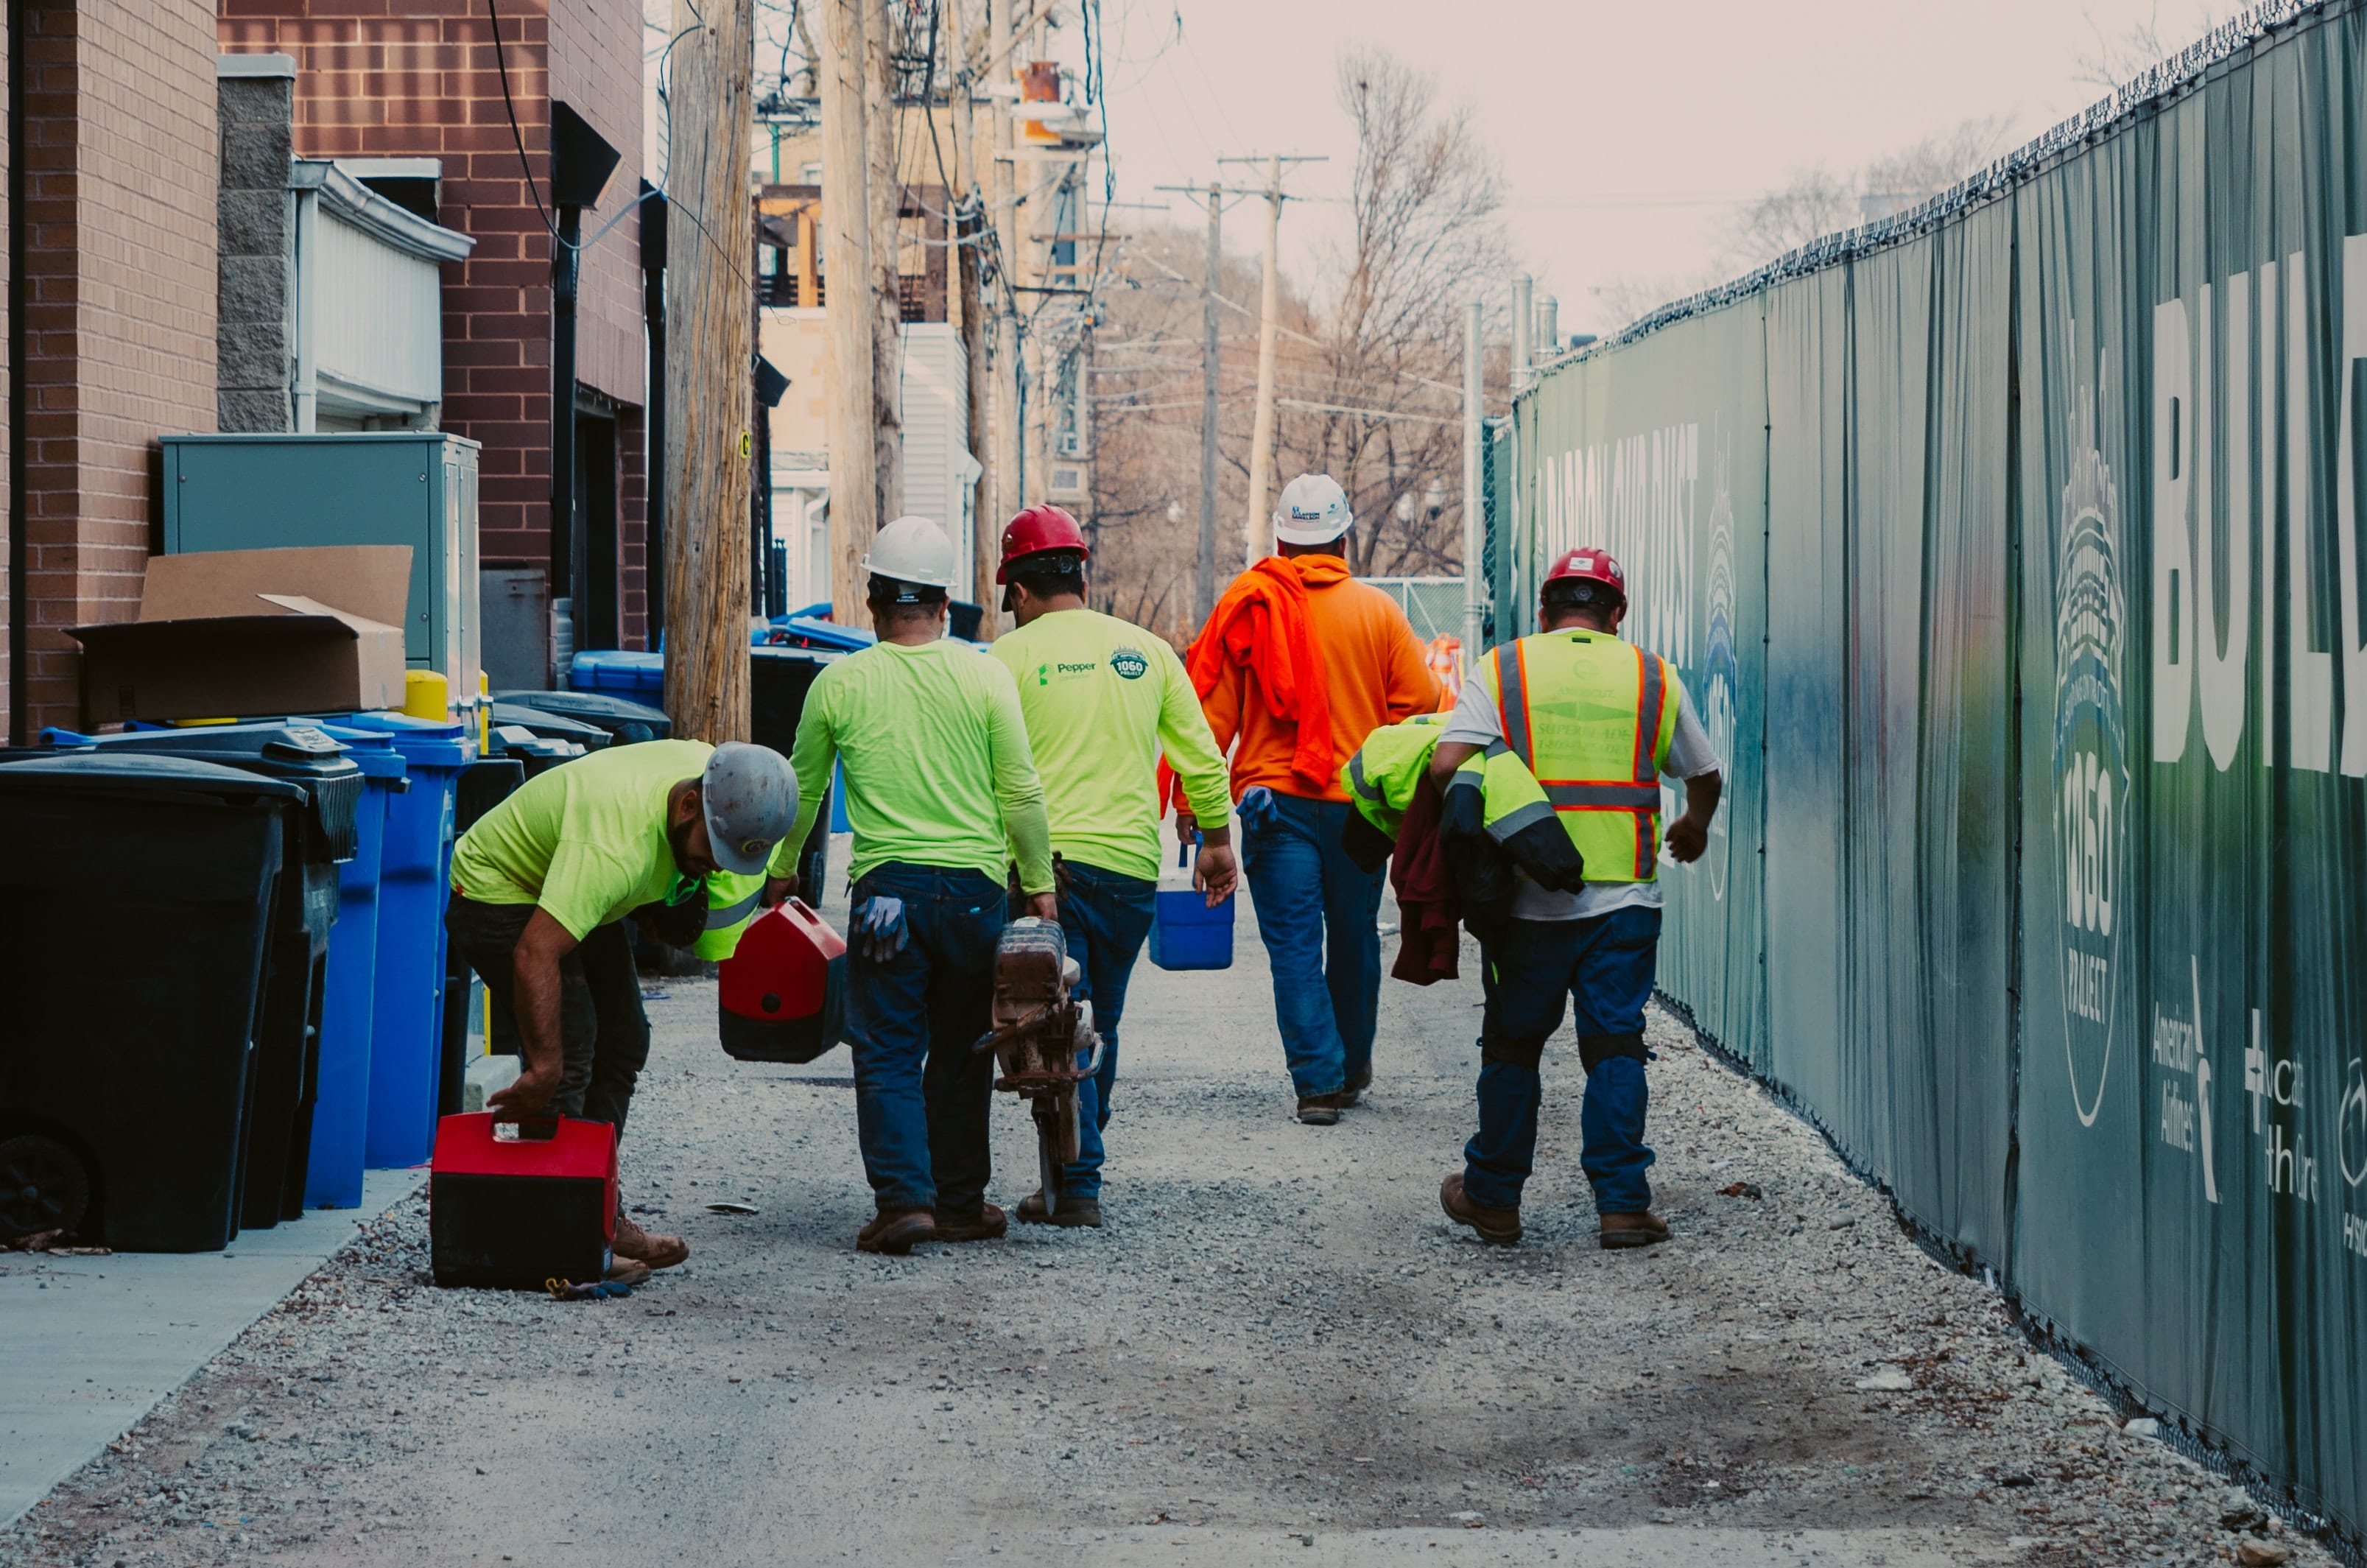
left=1186, top=554, right=1441, bottom=804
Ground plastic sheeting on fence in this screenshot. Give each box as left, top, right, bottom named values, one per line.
left=1503, top=1, right=2367, bottom=1536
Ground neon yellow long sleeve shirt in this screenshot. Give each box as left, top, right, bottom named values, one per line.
left=778, top=638, right=1055, bottom=893
left=990, top=607, right=1232, bottom=882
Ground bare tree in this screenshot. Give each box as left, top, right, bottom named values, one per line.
left=2072, top=2, right=2240, bottom=90
left=1084, top=44, right=1513, bottom=643
left=1299, top=46, right=1513, bottom=580
left=1708, top=116, right=2018, bottom=284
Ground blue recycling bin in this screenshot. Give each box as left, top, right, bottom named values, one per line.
left=304, top=724, right=403, bottom=1208
left=334, top=711, right=472, bottom=1169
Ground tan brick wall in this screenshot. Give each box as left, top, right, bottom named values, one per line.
left=219, top=0, right=650, bottom=647
left=19, top=0, right=219, bottom=731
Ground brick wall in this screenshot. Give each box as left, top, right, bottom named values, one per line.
left=20, top=0, right=220, bottom=731
left=218, top=0, right=651, bottom=647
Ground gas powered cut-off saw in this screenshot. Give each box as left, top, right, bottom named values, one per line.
left=972, top=917, right=1101, bottom=1217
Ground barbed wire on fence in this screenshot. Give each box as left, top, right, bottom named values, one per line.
left=1555, top=0, right=2322, bottom=367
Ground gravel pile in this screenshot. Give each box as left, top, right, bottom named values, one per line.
left=1, top=915, right=2346, bottom=1566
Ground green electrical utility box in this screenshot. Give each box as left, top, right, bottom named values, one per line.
left=161, top=432, right=483, bottom=712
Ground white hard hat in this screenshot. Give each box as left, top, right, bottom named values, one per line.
left=1271, top=474, right=1352, bottom=546
left=861, top=515, right=957, bottom=590
left=700, top=742, right=798, bottom=876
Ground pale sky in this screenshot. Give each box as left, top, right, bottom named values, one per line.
left=1082, top=0, right=2225, bottom=337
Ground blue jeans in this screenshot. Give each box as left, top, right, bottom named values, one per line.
left=1239, top=792, right=1385, bottom=1099
left=1463, top=905, right=1661, bottom=1214
left=843, top=862, right=1004, bottom=1217
left=1013, top=859, right=1157, bottom=1198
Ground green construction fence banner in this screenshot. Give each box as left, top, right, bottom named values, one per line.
left=1506, top=1, right=2367, bottom=1537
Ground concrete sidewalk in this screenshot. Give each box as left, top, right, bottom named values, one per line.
left=0, top=1166, right=420, bottom=1529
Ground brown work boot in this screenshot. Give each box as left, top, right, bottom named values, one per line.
left=1296, top=1092, right=1343, bottom=1126
left=1015, top=1189, right=1104, bottom=1228
left=613, top=1213, right=690, bottom=1269
left=1440, top=1173, right=1522, bottom=1245
left=1598, top=1210, right=1670, bottom=1249
left=1339, top=1072, right=1373, bottom=1108
left=604, top=1255, right=653, bottom=1287
left=856, top=1206, right=938, bottom=1254
left=933, top=1201, right=1007, bottom=1242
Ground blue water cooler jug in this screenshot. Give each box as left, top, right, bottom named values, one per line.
left=1148, top=837, right=1234, bottom=971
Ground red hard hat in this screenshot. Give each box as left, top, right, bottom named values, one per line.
left=1544, top=546, right=1626, bottom=598
left=996, top=504, right=1089, bottom=583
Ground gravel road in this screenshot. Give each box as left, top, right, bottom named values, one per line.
left=0, top=869, right=2336, bottom=1568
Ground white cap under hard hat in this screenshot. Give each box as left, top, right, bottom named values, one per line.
left=700, top=742, right=799, bottom=876
left=1271, top=474, right=1353, bottom=546
left=861, top=515, right=958, bottom=593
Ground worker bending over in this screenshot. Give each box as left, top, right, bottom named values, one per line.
left=988, top=504, right=1237, bottom=1227
left=1186, top=474, right=1439, bottom=1125
left=449, top=739, right=798, bottom=1274
left=1429, top=548, right=1722, bottom=1249
left=773, top=516, right=1056, bottom=1254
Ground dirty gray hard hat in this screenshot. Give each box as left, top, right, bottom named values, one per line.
left=700, top=742, right=798, bottom=876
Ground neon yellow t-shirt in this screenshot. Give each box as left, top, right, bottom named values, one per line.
left=450, top=738, right=712, bottom=940
left=990, top=607, right=1232, bottom=882
left=779, top=638, right=1054, bottom=892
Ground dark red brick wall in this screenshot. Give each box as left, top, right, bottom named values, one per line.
left=18, top=0, right=219, bottom=732
left=219, top=0, right=650, bottom=648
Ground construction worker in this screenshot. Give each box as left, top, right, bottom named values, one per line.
left=768, top=515, right=1055, bottom=1255
left=448, top=739, right=799, bottom=1274
left=1427, top=546, right=1723, bottom=1250
left=1186, top=473, right=1440, bottom=1125
left=988, top=504, right=1237, bottom=1227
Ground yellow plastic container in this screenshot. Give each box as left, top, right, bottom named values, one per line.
left=403, top=669, right=449, bottom=722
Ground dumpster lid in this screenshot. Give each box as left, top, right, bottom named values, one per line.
left=491, top=689, right=669, bottom=725
left=332, top=709, right=473, bottom=769
left=84, top=720, right=365, bottom=778
left=316, top=723, right=408, bottom=781
left=488, top=703, right=611, bottom=747
left=0, top=752, right=307, bottom=805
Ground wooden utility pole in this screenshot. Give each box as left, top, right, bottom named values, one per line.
left=951, top=0, right=995, bottom=609
left=1217, top=154, right=1322, bottom=563
left=661, top=0, right=756, bottom=742
left=1242, top=155, right=1281, bottom=563
left=864, top=0, right=904, bottom=528
left=821, top=0, right=877, bottom=624
left=1197, top=183, right=1222, bottom=622
left=988, top=0, right=1021, bottom=533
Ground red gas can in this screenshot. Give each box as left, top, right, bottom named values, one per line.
left=429, top=1112, right=616, bottom=1289
left=717, top=899, right=848, bottom=1064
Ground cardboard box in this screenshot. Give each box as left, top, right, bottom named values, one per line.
left=68, top=546, right=412, bottom=725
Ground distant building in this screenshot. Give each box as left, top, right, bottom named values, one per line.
left=219, top=0, right=650, bottom=675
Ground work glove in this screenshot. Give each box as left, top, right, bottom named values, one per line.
left=1237, top=784, right=1279, bottom=834
left=853, top=894, right=910, bottom=962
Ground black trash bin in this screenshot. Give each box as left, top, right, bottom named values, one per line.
left=489, top=689, right=670, bottom=745
left=487, top=703, right=611, bottom=750
left=77, top=725, right=362, bottom=1228
left=0, top=756, right=301, bottom=1251
left=489, top=724, right=587, bottom=780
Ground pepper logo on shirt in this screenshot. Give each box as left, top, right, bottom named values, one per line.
left=1110, top=647, right=1148, bottom=681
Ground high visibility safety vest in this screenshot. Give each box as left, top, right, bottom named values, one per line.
left=693, top=870, right=771, bottom=961
left=1475, top=630, right=1681, bottom=883
left=1340, top=712, right=1449, bottom=841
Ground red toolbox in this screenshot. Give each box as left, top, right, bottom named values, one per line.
left=429, top=1112, right=616, bottom=1289
left=717, top=899, right=847, bottom=1064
